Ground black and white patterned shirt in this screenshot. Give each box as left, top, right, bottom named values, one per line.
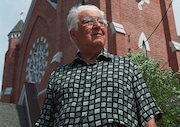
left=35, top=49, right=161, bottom=127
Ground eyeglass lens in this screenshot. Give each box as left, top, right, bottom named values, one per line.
left=82, top=17, right=107, bottom=27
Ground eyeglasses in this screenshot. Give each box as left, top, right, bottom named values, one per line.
left=81, top=17, right=108, bottom=27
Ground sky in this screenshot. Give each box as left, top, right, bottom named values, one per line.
left=0, top=0, right=32, bottom=92
left=0, top=0, right=180, bottom=92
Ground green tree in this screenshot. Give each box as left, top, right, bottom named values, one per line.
left=125, top=52, right=180, bottom=127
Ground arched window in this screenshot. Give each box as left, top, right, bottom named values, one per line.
left=138, top=32, right=150, bottom=55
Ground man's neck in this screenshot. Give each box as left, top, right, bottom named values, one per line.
left=80, top=48, right=103, bottom=64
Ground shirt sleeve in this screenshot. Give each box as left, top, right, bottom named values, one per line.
left=35, top=75, right=55, bottom=127
left=132, top=64, right=162, bottom=126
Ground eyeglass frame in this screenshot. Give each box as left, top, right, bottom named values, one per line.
left=80, top=17, right=108, bottom=27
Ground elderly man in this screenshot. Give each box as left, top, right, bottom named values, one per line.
left=35, top=4, right=161, bottom=127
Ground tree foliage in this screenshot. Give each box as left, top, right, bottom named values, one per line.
left=125, top=52, right=180, bottom=127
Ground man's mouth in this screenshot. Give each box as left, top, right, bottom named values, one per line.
left=92, top=33, right=102, bottom=36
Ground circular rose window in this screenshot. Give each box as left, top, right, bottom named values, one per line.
left=26, top=36, right=49, bottom=84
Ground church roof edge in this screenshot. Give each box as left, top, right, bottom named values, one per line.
left=8, top=20, right=24, bottom=36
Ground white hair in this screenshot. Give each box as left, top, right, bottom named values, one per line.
left=67, top=4, right=105, bottom=32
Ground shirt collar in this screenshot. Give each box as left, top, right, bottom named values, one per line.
left=70, top=48, right=112, bottom=67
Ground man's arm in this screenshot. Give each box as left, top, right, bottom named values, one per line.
left=145, top=118, right=156, bottom=127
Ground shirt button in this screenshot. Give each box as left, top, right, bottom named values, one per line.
left=87, top=67, right=92, bottom=72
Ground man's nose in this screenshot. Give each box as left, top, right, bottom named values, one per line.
left=92, top=20, right=102, bottom=28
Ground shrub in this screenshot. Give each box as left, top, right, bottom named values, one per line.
left=125, top=52, right=180, bottom=127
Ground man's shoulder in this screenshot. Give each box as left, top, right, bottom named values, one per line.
left=110, top=54, right=132, bottom=62
left=110, top=54, right=136, bottom=68
left=51, top=63, right=71, bottom=75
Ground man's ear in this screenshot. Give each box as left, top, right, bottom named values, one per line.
left=70, top=30, right=77, bottom=40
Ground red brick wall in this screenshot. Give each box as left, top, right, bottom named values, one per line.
left=1, top=37, right=18, bottom=102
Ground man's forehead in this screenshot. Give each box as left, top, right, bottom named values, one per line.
left=78, top=10, right=101, bottom=18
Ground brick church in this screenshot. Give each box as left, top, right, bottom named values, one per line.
left=0, top=0, right=180, bottom=126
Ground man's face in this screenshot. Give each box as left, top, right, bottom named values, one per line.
left=70, top=9, right=107, bottom=51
